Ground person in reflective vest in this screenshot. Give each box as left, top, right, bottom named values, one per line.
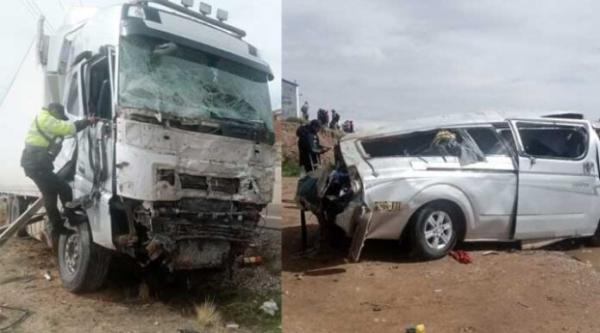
left=20, top=103, right=96, bottom=237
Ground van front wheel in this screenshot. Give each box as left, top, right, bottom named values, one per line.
left=590, top=222, right=600, bottom=246
left=411, top=202, right=460, bottom=260
left=58, top=222, right=111, bottom=293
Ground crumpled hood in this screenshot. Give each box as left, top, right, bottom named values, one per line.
left=115, top=118, right=275, bottom=204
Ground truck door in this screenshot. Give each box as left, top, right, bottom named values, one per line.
left=508, top=119, right=599, bottom=239
left=54, top=61, right=85, bottom=172
left=72, top=48, right=116, bottom=249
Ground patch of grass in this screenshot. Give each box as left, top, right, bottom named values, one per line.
left=195, top=299, right=225, bottom=333
left=221, top=290, right=281, bottom=333
left=205, top=288, right=281, bottom=333
left=282, top=157, right=301, bottom=177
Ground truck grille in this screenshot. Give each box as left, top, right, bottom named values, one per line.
left=168, top=173, right=240, bottom=194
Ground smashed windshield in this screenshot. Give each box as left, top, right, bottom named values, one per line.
left=118, top=35, right=273, bottom=133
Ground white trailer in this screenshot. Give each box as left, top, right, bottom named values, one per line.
left=0, top=1, right=276, bottom=293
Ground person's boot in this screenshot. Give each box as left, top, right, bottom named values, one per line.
left=44, top=219, right=72, bottom=253
left=63, top=207, right=87, bottom=226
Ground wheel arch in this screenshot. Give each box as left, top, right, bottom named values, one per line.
left=401, top=184, right=476, bottom=242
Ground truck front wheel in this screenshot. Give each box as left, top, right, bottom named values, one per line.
left=58, top=221, right=111, bottom=293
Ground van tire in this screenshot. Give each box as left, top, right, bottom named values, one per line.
left=590, top=222, right=600, bottom=247
left=58, top=221, right=111, bottom=293
left=411, top=202, right=461, bottom=260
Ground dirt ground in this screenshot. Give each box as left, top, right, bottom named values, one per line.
left=0, top=202, right=281, bottom=333
left=281, top=177, right=600, bottom=333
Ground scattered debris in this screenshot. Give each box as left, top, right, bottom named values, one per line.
left=360, top=301, right=389, bottom=312
left=405, top=323, right=426, bottom=333
left=241, top=256, right=263, bottom=266
left=259, top=299, right=279, bottom=316
left=225, top=322, right=239, bottom=329
left=517, top=301, right=530, bottom=309
left=482, top=250, right=500, bottom=256
left=43, top=271, right=52, bottom=281
left=294, top=273, right=303, bottom=280
left=449, top=250, right=472, bottom=264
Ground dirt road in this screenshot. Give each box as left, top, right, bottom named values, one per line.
left=281, top=177, right=600, bottom=333
left=0, top=202, right=281, bottom=333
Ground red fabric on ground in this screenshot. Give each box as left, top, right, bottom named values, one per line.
left=449, top=250, right=472, bottom=264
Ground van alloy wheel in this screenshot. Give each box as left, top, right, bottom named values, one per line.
left=410, top=202, right=461, bottom=260
left=423, top=210, right=453, bottom=250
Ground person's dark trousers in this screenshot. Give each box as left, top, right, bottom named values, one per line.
left=24, top=167, right=72, bottom=228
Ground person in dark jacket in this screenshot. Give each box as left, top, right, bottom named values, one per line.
left=297, top=120, right=329, bottom=173
left=21, top=103, right=96, bottom=236
left=300, top=101, right=309, bottom=121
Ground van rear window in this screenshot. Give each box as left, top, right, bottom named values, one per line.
left=516, top=123, right=588, bottom=159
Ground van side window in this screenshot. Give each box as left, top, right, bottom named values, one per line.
left=66, top=72, right=80, bottom=116
left=517, top=123, right=588, bottom=159
left=497, top=128, right=516, bottom=152
left=362, top=130, right=446, bottom=158
left=466, top=128, right=508, bottom=156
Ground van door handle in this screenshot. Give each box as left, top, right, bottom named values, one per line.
left=583, top=161, right=594, bottom=175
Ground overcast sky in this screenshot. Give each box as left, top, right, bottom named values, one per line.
left=284, top=0, right=600, bottom=128
left=0, top=0, right=281, bottom=109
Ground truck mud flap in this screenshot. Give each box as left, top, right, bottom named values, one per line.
left=348, top=214, right=371, bottom=262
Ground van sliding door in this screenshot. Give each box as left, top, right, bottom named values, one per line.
left=508, top=119, right=600, bottom=239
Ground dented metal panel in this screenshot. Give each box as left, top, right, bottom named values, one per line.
left=115, top=114, right=275, bottom=204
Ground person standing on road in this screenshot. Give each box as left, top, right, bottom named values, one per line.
left=301, top=101, right=309, bottom=121
left=297, top=119, right=329, bottom=173
left=329, top=109, right=340, bottom=130
left=20, top=103, right=97, bottom=239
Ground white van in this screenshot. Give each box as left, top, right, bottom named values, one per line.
left=302, top=113, right=600, bottom=261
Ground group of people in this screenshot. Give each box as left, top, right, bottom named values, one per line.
left=301, top=101, right=353, bottom=133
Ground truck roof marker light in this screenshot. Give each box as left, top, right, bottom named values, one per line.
left=216, top=8, right=228, bottom=22
left=199, top=2, right=212, bottom=16
left=181, top=0, right=194, bottom=8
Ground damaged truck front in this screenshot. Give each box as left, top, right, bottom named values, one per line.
left=300, top=114, right=600, bottom=261
left=2, top=1, right=275, bottom=293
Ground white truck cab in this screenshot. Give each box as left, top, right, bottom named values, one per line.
left=1, top=1, right=276, bottom=292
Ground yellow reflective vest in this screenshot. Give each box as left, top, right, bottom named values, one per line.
left=25, top=109, right=76, bottom=147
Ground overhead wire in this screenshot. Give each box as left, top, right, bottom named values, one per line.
left=21, top=0, right=55, bottom=33
left=0, top=36, right=37, bottom=107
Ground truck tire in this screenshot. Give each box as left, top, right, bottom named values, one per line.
left=410, top=202, right=461, bottom=260
left=58, top=221, right=112, bottom=293
left=7, top=195, right=28, bottom=237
